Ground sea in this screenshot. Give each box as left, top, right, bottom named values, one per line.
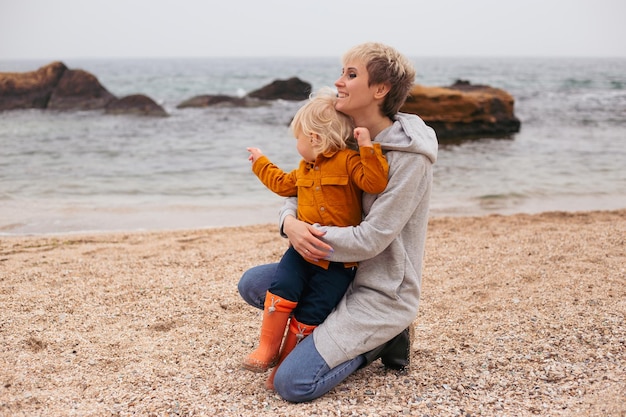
left=1, top=56, right=625, bottom=235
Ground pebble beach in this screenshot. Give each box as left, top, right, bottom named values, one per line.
left=1, top=209, right=624, bottom=416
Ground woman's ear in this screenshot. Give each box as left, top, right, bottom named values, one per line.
left=374, top=82, right=391, bottom=99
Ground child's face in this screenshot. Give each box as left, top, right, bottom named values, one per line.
left=295, top=130, right=318, bottom=162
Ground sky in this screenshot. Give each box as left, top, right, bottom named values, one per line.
left=1, top=0, right=625, bottom=60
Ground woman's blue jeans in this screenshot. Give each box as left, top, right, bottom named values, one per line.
left=238, top=263, right=365, bottom=402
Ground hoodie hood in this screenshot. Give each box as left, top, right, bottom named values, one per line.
left=375, top=112, right=438, bottom=164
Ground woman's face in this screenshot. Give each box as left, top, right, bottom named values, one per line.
left=334, top=60, right=377, bottom=118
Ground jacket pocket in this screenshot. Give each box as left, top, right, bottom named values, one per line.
left=320, top=175, right=355, bottom=207
left=296, top=179, right=315, bottom=206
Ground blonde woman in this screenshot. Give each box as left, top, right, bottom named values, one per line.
left=239, top=42, right=438, bottom=402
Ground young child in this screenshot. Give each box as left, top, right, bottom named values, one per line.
left=244, top=87, right=389, bottom=389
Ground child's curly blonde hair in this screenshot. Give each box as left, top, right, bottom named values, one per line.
left=290, top=87, right=355, bottom=155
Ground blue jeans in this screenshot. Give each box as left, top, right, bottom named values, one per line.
left=270, top=247, right=356, bottom=325
left=238, top=263, right=365, bottom=402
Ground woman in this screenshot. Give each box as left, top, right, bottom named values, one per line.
left=238, top=42, right=438, bottom=402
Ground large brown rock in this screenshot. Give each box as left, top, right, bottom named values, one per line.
left=401, top=80, right=521, bottom=139
left=0, top=61, right=67, bottom=110
left=247, top=77, right=312, bottom=101
left=0, top=62, right=170, bottom=116
left=47, top=68, right=116, bottom=111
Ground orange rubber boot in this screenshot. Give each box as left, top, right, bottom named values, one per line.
left=265, top=317, right=316, bottom=390
left=242, top=291, right=297, bottom=372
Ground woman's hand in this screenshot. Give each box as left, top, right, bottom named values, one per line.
left=283, top=215, right=333, bottom=261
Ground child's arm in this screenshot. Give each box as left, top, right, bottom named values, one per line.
left=247, top=147, right=299, bottom=197
left=247, top=147, right=264, bottom=163
left=349, top=128, right=389, bottom=194
left=353, top=127, right=373, bottom=148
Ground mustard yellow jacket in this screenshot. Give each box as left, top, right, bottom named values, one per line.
left=252, top=144, right=388, bottom=230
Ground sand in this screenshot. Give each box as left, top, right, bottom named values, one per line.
left=1, top=209, right=624, bottom=416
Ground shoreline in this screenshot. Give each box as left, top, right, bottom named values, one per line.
left=1, top=208, right=624, bottom=416
left=2, top=194, right=626, bottom=237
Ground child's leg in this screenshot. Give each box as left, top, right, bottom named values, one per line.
left=295, top=263, right=356, bottom=326
left=265, top=263, right=356, bottom=390
left=242, top=247, right=309, bottom=372
left=267, top=246, right=309, bottom=301
left=265, top=317, right=316, bottom=390
left=242, top=290, right=297, bottom=372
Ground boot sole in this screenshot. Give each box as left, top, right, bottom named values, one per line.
left=241, top=358, right=278, bottom=373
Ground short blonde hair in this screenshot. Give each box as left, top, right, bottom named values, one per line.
left=290, top=87, right=354, bottom=155
left=342, top=42, right=416, bottom=119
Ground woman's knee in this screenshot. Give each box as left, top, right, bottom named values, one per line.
left=237, top=263, right=277, bottom=309
left=273, top=336, right=328, bottom=403
left=273, top=359, right=317, bottom=403
left=274, top=336, right=365, bottom=402
left=237, top=269, right=256, bottom=307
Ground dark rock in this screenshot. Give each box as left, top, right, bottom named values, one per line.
left=247, top=77, right=311, bottom=101
left=401, top=80, right=521, bottom=139
left=0, top=61, right=67, bottom=110
left=105, top=94, right=168, bottom=117
left=176, top=94, right=267, bottom=109
left=47, top=69, right=116, bottom=111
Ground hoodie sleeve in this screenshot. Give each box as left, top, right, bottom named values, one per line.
left=321, top=151, right=432, bottom=262
left=278, top=197, right=298, bottom=238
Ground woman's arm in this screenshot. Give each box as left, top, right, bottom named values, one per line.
left=279, top=197, right=333, bottom=261
left=278, top=196, right=298, bottom=238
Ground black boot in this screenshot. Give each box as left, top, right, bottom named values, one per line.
left=360, top=326, right=413, bottom=370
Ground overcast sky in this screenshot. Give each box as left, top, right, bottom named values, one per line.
left=1, top=0, right=625, bottom=60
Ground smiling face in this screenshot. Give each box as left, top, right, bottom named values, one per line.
left=335, top=42, right=417, bottom=123
left=334, top=60, right=378, bottom=120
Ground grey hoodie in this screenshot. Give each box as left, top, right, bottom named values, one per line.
left=280, top=112, right=438, bottom=368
